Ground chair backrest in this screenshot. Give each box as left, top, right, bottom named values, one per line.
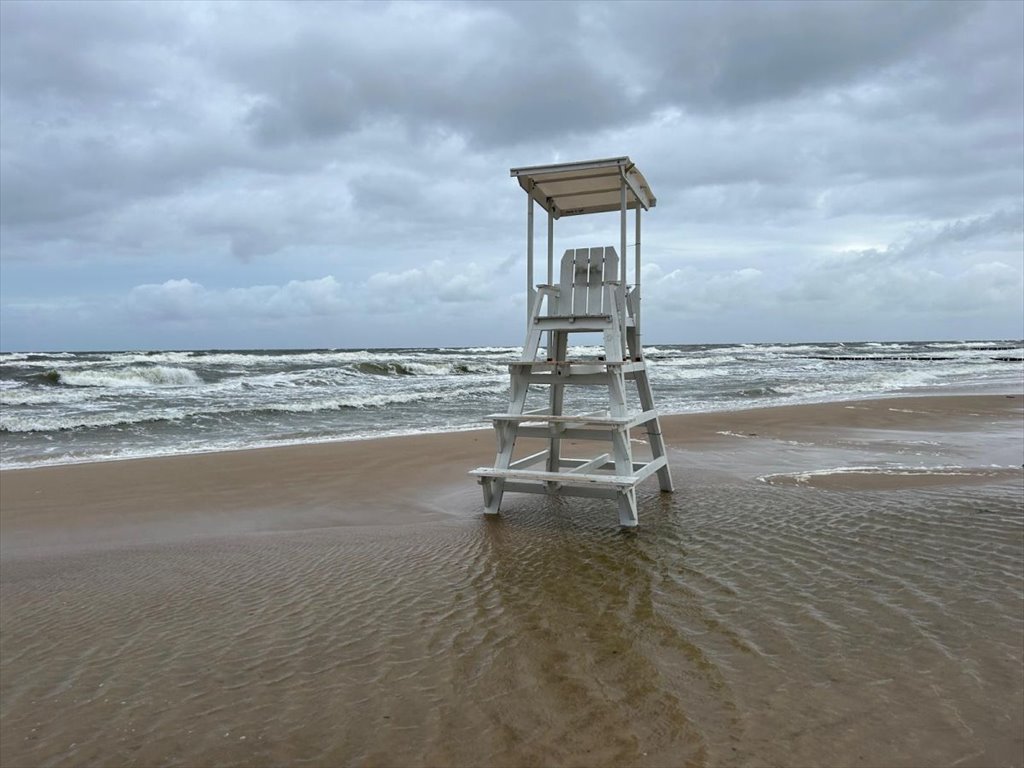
left=557, top=247, right=619, bottom=315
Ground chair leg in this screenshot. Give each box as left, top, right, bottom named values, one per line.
left=617, top=488, right=638, bottom=527
left=482, top=477, right=503, bottom=515
left=483, top=421, right=517, bottom=515
left=635, top=367, right=674, bottom=492
left=547, top=331, right=568, bottom=472
left=523, top=323, right=544, bottom=361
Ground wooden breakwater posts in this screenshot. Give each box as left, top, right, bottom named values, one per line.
left=470, top=157, right=674, bottom=527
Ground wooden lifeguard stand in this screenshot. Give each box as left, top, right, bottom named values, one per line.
left=470, top=157, right=673, bottom=527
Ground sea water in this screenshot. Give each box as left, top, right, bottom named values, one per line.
left=1, top=340, right=1021, bottom=468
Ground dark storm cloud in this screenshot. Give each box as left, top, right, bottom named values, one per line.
left=613, top=0, right=974, bottom=110
left=0, top=0, right=187, bottom=105
left=217, top=2, right=629, bottom=149
left=208, top=1, right=985, bottom=149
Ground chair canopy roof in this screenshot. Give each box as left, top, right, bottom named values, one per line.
left=510, top=156, right=656, bottom=219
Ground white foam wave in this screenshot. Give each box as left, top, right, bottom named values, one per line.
left=0, top=384, right=489, bottom=433
left=409, top=362, right=504, bottom=376
left=263, top=390, right=451, bottom=413
left=653, top=354, right=736, bottom=367
left=441, top=346, right=519, bottom=354
left=103, top=348, right=518, bottom=369
left=0, top=408, right=192, bottom=433
left=723, top=344, right=833, bottom=355
left=652, top=366, right=732, bottom=381
left=927, top=340, right=1023, bottom=349
left=401, top=362, right=460, bottom=376
left=1, top=387, right=98, bottom=406
left=56, top=366, right=204, bottom=388
left=758, top=464, right=1020, bottom=484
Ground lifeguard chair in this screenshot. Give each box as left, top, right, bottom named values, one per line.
left=470, top=157, right=673, bottom=527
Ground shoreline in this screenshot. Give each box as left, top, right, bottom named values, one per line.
left=2, top=381, right=1020, bottom=473
left=3, top=392, right=1021, bottom=558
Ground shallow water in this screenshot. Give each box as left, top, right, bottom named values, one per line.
left=2, top=475, right=1021, bottom=767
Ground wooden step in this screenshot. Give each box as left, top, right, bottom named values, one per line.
left=509, top=359, right=633, bottom=366
left=487, top=409, right=658, bottom=428
left=470, top=455, right=667, bottom=489
left=508, top=360, right=645, bottom=371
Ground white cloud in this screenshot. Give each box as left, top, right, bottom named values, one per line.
left=645, top=264, right=767, bottom=314
left=118, top=261, right=510, bottom=329
left=124, top=276, right=350, bottom=324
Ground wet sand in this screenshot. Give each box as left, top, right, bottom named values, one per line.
left=2, top=393, right=1022, bottom=766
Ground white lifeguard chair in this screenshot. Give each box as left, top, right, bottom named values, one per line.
left=470, top=157, right=674, bottom=527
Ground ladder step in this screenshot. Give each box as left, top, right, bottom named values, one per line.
left=487, top=409, right=659, bottom=428
left=531, top=316, right=614, bottom=331
left=508, top=360, right=645, bottom=372
left=470, top=455, right=667, bottom=489
left=538, top=313, right=612, bottom=321
left=469, top=467, right=637, bottom=488
left=509, top=359, right=629, bottom=366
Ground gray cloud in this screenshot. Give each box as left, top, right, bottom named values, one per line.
left=1, top=0, right=1021, bottom=349
left=636, top=1, right=972, bottom=110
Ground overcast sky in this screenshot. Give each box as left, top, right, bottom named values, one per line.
left=1, top=0, right=1021, bottom=351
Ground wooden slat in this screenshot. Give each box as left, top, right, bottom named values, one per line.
left=487, top=409, right=658, bottom=428
left=513, top=426, right=615, bottom=442
left=510, top=449, right=549, bottom=470
left=558, top=249, right=574, bottom=315
left=469, top=466, right=639, bottom=488
left=523, top=373, right=615, bottom=386
left=499, top=481, right=621, bottom=500
left=471, top=456, right=668, bottom=489
left=535, top=314, right=612, bottom=321
left=508, top=360, right=639, bottom=368
left=531, top=316, right=613, bottom=332
left=571, top=249, right=588, bottom=316
left=584, top=247, right=600, bottom=315
left=630, top=455, right=668, bottom=484
left=565, top=453, right=611, bottom=474
left=601, top=247, right=618, bottom=313
left=488, top=411, right=622, bottom=425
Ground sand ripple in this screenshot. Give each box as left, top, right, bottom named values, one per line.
left=2, top=479, right=1022, bottom=767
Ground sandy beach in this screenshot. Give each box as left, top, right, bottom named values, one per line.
left=2, top=393, right=1022, bottom=766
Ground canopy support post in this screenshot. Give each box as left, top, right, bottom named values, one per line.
left=546, top=208, right=554, bottom=285
left=546, top=208, right=554, bottom=358
left=619, top=173, right=628, bottom=359
left=635, top=205, right=642, bottom=352
left=526, top=185, right=534, bottom=330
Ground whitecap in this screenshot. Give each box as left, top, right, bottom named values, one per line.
left=55, top=366, right=204, bottom=388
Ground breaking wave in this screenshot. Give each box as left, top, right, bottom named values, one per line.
left=355, top=361, right=502, bottom=376
left=43, top=366, right=205, bottom=388
left=0, top=388, right=484, bottom=433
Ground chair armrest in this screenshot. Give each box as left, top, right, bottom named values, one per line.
left=535, top=284, right=559, bottom=294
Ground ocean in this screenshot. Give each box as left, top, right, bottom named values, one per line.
left=1, top=340, right=1021, bottom=469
